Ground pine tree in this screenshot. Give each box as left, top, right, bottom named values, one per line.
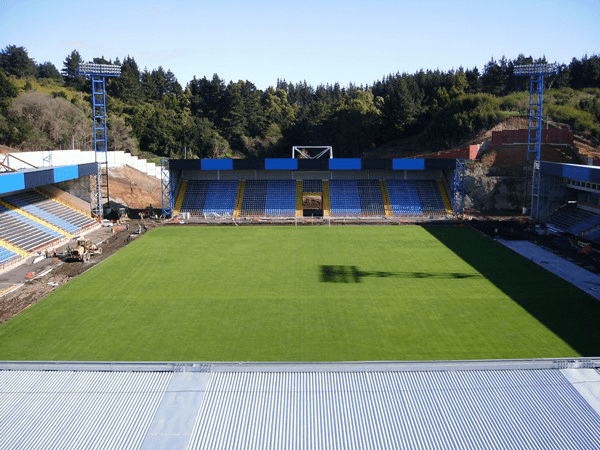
left=0, top=45, right=37, bottom=78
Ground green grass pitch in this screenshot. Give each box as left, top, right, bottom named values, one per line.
left=0, top=225, right=598, bottom=361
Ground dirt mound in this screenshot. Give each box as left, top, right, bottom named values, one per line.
left=108, top=166, right=161, bottom=209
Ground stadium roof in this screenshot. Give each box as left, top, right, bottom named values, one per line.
left=1, top=359, right=600, bottom=449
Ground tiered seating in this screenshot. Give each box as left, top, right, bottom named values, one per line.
left=0, top=245, right=18, bottom=266
left=3, top=190, right=95, bottom=234
left=203, top=181, right=239, bottom=216
left=179, top=181, right=208, bottom=214
left=179, top=180, right=239, bottom=216
left=329, top=180, right=361, bottom=216
left=303, top=180, right=322, bottom=193
left=569, top=213, right=600, bottom=235
left=414, top=180, right=447, bottom=215
left=546, top=206, right=595, bottom=233
left=241, top=180, right=296, bottom=217
left=0, top=205, right=62, bottom=252
left=386, top=180, right=423, bottom=215
left=386, top=180, right=447, bottom=216
left=265, top=180, right=296, bottom=217
left=356, top=180, right=385, bottom=216
left=241, top=180, right=267, bottom=216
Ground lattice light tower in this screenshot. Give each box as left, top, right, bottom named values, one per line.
left=514, top=63, right=558, bottom=220
left=78, top=62, right=121, bottom=218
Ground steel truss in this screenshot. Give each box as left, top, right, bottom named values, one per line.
left=161, top=158, right=173, bottom=218
left=292, top=146, right=333, bottom=159
left=452, top=158, right=465, bottom=215
left=78, top=63, right=121, bottom=218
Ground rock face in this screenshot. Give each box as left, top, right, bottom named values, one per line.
left=464, top=168, right=527, bottom=213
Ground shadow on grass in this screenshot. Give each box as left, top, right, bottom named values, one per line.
left=320, top=265, right=482, bottom=283
left=424, top=225, right=600, bottom=357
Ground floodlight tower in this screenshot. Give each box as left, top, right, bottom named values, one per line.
left=514, top=63, right=558, bottom=220
left=78, top=62, right=121, bottom=218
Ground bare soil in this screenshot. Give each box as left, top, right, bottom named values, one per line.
left=108, top=166, right=162, bottom=210
left=0, top=219, right=160, bottom=325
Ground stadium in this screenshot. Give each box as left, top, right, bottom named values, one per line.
left=0, top=144, right=599, bottom=448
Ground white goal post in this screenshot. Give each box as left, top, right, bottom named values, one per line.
left=292, top=146, right=333, bottom=159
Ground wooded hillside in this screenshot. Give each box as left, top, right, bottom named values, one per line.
left=1, top=45, right=599, bottom=159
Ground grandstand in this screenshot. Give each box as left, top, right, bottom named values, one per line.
left=2, top=156, right=600, bottom=449
left=539, top=162, right=600, bottom=242
left=168, top=157, right=457, bottom=220
left=0, top=163, right=99, bottom=270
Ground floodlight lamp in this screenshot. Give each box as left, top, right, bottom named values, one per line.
left=514, top=63, right=558, bottom=77
left=78, top=63, right=122, bottom=77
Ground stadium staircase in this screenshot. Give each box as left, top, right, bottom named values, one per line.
left=380, top=180, right=393, bottom=217
left=322, top=181, right=330, bottom=217
left=437, top=180, right=453, bottom=214
left=296, top=181, right=303, bottom=218
left=172, top=180, right=188, bottom=216
left=234, top=181, right=245, bottom=218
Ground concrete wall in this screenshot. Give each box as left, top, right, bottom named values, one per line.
left=5, top=150, right=161, bottom=179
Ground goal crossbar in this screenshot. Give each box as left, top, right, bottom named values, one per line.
left=292, top=146, right=333, bottom=159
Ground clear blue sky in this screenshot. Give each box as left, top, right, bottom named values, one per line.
left=1, top=0, right=598, bottom=90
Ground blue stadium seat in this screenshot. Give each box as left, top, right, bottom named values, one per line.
left=241, top=180, right=296, bottom=217
left=0, top=244, right=18, bottom=266
left=386, top=180, right=446, bottom=216
left=3, top=190, right=94, bottom=234
left=302, top=180, right=323, bottom=193
left=180, top=180, right=239, bottom=216
left=0, top=204, right=63, bottom=252
left=329, top=180, right=361, bottom=217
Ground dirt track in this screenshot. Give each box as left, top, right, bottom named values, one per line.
left=0, top=219, right=159, bottom=325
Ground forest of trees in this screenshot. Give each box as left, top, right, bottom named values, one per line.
left=1, top=45, right=599, bottom=159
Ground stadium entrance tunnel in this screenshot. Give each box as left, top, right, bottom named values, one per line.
left=320, top=265, right=482, bottom=283
left=422, top=224, right=600, bottom=357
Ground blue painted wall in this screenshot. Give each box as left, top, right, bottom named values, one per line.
left=54, top=166, right=79, bottom=183
left=0, top=173, right=25, bottom=194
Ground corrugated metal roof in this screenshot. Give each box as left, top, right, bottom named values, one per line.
left=0, top=370, right=172, bottom=450
left=187, top=370, right=600, bottom=450
left=1, top=361, right=600, bottom=449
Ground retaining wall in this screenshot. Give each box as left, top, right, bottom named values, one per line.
left=4, top=150, right=161, bottom=179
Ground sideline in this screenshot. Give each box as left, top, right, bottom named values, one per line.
left=496, top=239, right=600, bottom=301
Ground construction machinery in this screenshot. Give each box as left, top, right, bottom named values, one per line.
left=69, top=237, right=102, bottom=262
